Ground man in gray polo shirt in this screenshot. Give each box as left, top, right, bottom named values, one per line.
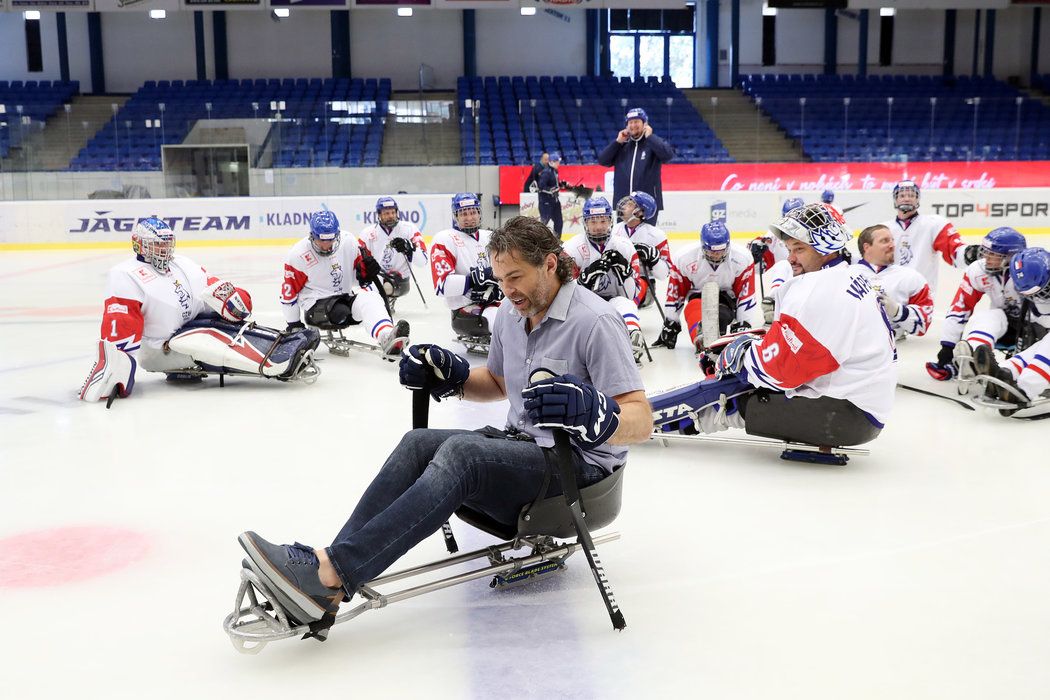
left=238, top=216, right=652, bottom=629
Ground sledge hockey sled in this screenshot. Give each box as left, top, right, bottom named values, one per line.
left=318, top=328, right=397, bottom=363
left=451, top=309, right=492, bottom=356
left=970, top=374, right=1050, bottom=419
left=223, top=465, right=626, bottom=653
left=166, top=318, right=321, bottom=386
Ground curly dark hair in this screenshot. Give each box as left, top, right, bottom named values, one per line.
left=487, top=216, right=574, bottom=283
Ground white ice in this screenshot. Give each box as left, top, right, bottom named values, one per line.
left=1, top=244, right=1048, bottom=700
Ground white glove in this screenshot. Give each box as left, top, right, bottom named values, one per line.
left=878, top=290, right=902, bottom=322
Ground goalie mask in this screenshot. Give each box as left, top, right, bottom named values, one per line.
left=309, top=210, right=342, bottom=257
left=582, top=196, right=613, bottom=247
left=980, top=227, right=1027, bottom=274
left=452, top=192, right=481, bottom=237
left=769, top=203, right=851, bottom=256
left=132, top=217, right=175, bottom=273
left=1010, top=247, right=1050, bottom=302
left=616, top=191, right=656, bottom=226
left=375, top=196, right=400, bottom=229
left=701, top=222, right=731, bottom=267
left=893, top=180, right=920, bottom=214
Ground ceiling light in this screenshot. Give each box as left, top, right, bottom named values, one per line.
left=398, top=7, right=413, bottom=17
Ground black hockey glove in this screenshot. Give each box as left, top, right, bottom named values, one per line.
left=356, top=246, right=383, bottom=284
left=468, top=265, right=502, bottom=304
left=634, top=242, right=660, bottom=269
left=963, top=244, right=980, bottom=265
left=924, top=343, right=958, bottom=382
left=602, top=249, right=631, bottom=283
left=653, top=319, right=681, bottom=349
left=579, top=259, right=607, bottom=291
left=399, top=344, right=470, bottom=401
left=727, top=320, right=751, bottom=335
left=748, top=240, right=769, bottom=267
left=390, top=237, right=414, bottom=260
left=286, top=321, right=306, bottom=333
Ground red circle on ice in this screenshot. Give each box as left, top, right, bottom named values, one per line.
left=0, top=526, right=151, bottom=588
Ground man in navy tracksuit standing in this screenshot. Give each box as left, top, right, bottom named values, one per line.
left=537, top=152, right=563, bottom=235
left=597, top=107, right=675, bottom=226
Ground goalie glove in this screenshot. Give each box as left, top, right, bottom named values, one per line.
left=521, top=372, right=621, bottom=447
left=601, top=249, right=631, bottom=283
left=715, top=334, right=757, bottom=378
left=203, top=279, right=253, bottom=322
left=634, top=242, right=660, bottom=269
left=399, top=344, right=470, bottom=401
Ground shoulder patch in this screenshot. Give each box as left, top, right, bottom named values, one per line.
left=133, top=266, right=157, bottom=283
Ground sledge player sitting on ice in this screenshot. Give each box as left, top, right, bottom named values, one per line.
left=430, top=193, right=503, bottom=353
left=565, top=196, right=647, bottom=362
left=357, top=196, right=428, bottom=312
left=881, top=180, right=978, bottom=296
left=975, top=247, right=1050, bottom=410
left=281, top=210, right=409, bottom=359
left=748, top=198, right=801, bottom=323
left=236, top=216, right=651, bottom=632
left=854, top=223, right=933, bottom=340
left=611, top=191, right=671, bottom=308
left=79, top=217, right=319, bottom=403
left=926, top=227, right=1029, bottom=382
left=651, top=203, right=895, bottom=446
left=653, top=221, right=760, bottom=359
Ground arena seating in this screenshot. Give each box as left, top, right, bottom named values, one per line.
left=69, top=78, right=390, bottom=171
left=0, top=80, right=79, bottom=159
left=742, top=73, right=1050, bottom=162
left=456, top=75, right=730, bottom=166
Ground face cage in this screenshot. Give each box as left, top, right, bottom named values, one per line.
left=1027, top=282, right=1050, bottom=303
left=894, top=188, right=920, bottom=210
left=141, top=237, right=174, bottom=272
left=310, top=235, right=340, bottom=257
left=617, top=200, right=641, bottom=223
left=455, top=207, right=481, bottom=232
left=584, top=215, right=612, bottom=240
left=703, top=247, right=728, bottom=266
left=981, top=246, right=1016, bottom=273
left=378, top=208, right=400, bottom=228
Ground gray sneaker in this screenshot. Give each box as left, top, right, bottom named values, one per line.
left=238, top=532, right=342, bottom=625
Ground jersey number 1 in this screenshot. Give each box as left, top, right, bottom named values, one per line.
left=110, top=319, right=118, bottom=338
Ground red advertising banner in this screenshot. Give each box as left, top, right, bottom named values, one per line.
left=499, top=161, right=1050, bottom=205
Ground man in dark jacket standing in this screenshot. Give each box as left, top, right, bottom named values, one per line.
left=597, top=107, right=675, bottom=225
left=537, top=152, right=563, bottom=235
left=522, top=152, right=549, bottom=193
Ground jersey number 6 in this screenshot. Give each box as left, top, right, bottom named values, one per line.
left=761, top=343, right=780, bottom=363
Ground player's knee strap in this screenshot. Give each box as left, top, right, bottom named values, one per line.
left=306, top=294, right=359, bottom=330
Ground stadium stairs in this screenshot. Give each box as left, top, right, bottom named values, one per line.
left=380, top=90, right=461, bottom=166
left=684, top=88, right=804, bottom=162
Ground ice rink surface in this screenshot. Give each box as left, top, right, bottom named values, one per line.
left=2, top=242, right=1049, bottom=700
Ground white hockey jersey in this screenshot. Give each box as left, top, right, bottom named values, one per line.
left=741, top=257, right=897, bottom=426
left=100, top=255, right=212, bottom=357
left=281, top=235, right=370, bottom=324
left=564, top=233, right=642, bottom=302
left=666, top=242, right=760, bottom=326
left=853, top=260, right=934, bottom=336
left=880, top=212, right=966, bottom=294
left=429, top=227, right=495, bottom=310
left=357, top=221, right=428, bottom=279
left=611, top=221, right=672, bottom=279
left=941, top=259, right=1050, bottom=344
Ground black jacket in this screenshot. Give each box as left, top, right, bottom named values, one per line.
left=537, top=166, right=560, bottom=200
left=597, top=134, right=675, bottom=211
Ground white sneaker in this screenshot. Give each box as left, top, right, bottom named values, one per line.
left=380, top=320, right=410, bottom=358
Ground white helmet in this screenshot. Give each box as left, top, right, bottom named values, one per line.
left=769, top=203, right=851, bottom=255
left=132, top=217, right=175, bottom=273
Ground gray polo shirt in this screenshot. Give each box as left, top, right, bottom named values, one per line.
left=487, top=279, right=645, bottom=474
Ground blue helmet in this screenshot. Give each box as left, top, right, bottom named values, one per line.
left=770, top=203, right=851, bottom=256
left=451, top=192, right=481, bottom=235
left=617, top=191, right=656, bottom=224
left=375, top=196, right=400, bottom=228
left=893, top=180, right=920, bottom=213
left=309, top=210, right=341, bottom=256
left=625, top=107, right=648, bottom=124
left=981, top=227, right=1027, bottom=273
left=821, top=189, right=835, bottom=204
left=133, top=216, right=175, bottom=273
left=701, top=221, right=731, bottom=266
left=582, top=196, right=613, bottom=245
left=1010, top=247, right=1050, bottom=302
left=782, top=197, right=804, bottom=216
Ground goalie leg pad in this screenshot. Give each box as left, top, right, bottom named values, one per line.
left=305, top=295, right=358, bottom=331
left=740, top=392, right=881, bottom=447
left=168, top=318, right=320, bottom=379
left=650, top=376, right=754, bottom=430
left=79, top=340, right=137, bottom=402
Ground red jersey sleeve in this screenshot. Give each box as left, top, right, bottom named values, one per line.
left=907, top=283, right=934, bottom=336
left=101, top=296, right=145, bottom=354
left=281, top=263, right=309, bottom=303
left=744, top=313, right=840, bottom=390
left=933, top=222, right=965, bottom=266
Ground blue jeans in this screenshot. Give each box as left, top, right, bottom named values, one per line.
left=325, top=428, right=607, bottom=594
